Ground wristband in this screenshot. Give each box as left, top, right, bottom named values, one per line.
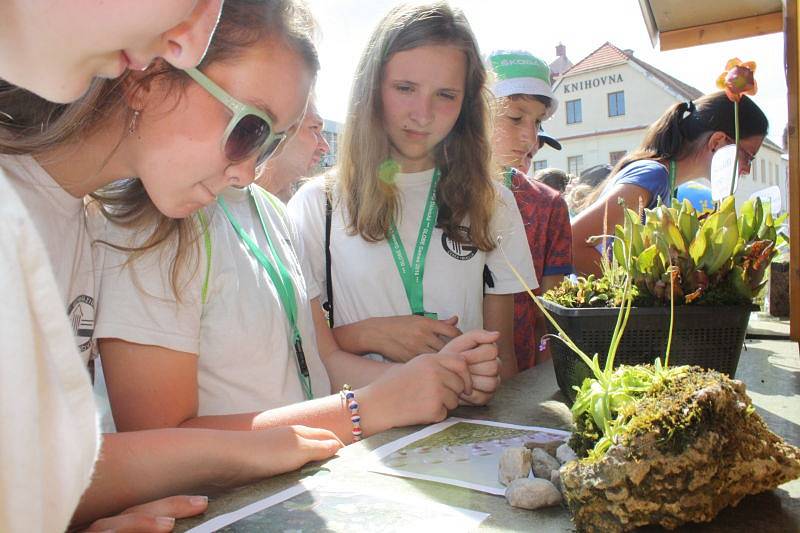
left=340, top=384, right=362, bottom=442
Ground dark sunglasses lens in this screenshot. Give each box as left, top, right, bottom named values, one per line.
left=226, top=114, right=269, bottom=161
left=255, top=136, right=284, bottom=166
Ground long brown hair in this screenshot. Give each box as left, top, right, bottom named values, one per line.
left=334, top=1, right=496, bottom=250
left=0, top=0, right=320, bottom=297
left=582, top=91, right=768, bottom=209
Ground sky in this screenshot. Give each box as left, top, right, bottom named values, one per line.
left=307, top=0, right=787, bottom=146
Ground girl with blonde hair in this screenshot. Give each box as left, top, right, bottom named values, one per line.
left=289, top=2, right=536, bottom=379
left=91, top=0, right=499, bottom=465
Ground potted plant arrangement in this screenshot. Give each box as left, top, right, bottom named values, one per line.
left=500, top=214, right=800, bottom=532
left=542, top=195, right=784, bottom=399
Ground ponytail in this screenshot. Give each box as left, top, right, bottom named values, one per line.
left=578, top=91, right=767, bottom=211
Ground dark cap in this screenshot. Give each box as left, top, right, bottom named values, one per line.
left=538, top=131, right=562, bottom=151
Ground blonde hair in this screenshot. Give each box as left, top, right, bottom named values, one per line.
left=0, top=0, right=319, bottom=298
left=333, top=1, right=496, bottom=250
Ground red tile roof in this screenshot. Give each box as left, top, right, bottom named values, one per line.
left=563, top=42, right=630, bottom=76
left=561, top=41, right=703, bottom=101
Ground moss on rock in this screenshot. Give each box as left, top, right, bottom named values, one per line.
left=561, top=367, right=800, bottom=532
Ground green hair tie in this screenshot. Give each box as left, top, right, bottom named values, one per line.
left=378, top=158, right=400, bottom=184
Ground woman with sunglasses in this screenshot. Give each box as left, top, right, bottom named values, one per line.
left=288, top=4, right=536, bottom=381
left=0, top=2, right=349, bottom=531
left=571, top=91, right=768, bottom=276
left=89, top=2, right=497, bottom=450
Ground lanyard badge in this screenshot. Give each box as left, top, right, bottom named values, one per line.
left=386, top=169, right=440, bottom=320
left=218, top=188, right=314, bottom=400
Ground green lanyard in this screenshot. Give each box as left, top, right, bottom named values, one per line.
left=217, top=187, right=313, bottom=400
left=386, top=168, right=440, bottom=319
left=668, top=160, right=677, bottom=201
left=503, top=167, right=515, bottom=189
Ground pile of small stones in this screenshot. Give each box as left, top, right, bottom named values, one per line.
left=498, top=439, right=577, bottom=510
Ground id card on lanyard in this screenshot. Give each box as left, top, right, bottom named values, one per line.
left=386, top=168, right=440, bottom=320
left=218, top=187, right=314, bottom=400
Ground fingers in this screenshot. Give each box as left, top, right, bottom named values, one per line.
left=85, top=513, right=178, bottom=532
left=441, top=329, right=500, bottom=353
left=435, top=353, right=472, bottom=396
left=431, top=316, right=462, bottom=339
left=461, top=343, right=499, bottom=366
left=459, top=389, right=493, bottom=406
left=291, top=425, right=344, bottom=457
left=121, top=495, right=209, bottom=520
left=470, top=374, right=500, bottom=394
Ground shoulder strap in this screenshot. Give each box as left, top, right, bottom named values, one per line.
left=323, top=191, right=334, bottom=327
left=196, top=209, right=212, bottom=305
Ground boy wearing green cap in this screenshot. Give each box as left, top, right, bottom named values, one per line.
left=487, top=50, right=573, bottom=370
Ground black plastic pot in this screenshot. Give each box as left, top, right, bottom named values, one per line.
left=540, top=298, right=756, bottom=401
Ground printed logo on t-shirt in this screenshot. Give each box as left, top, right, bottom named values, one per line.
left=67, top=294, right=95, bottom=354
left=442, top=225, right=478, bottom=261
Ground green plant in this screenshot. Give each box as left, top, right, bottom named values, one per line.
left=544, top=263, right=639, bottom=308
left=614, top=196, right=784, bottom=305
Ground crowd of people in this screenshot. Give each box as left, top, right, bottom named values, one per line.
left=0, top=1, right=768, bottom=531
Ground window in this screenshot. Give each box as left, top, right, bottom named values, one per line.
left=608, top=91, right=625, bottom=117
left=566, top=99, right=582, bottom=124
left=532, top=160, right=548, bottom=172
left=567, top=155, right=583, bottom=175
left=609, top=151, right=626, bottom=165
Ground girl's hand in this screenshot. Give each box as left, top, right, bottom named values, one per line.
left=249, top=425, right=343, bottom=476
left=82, top=495, right=209, bottom=532
left=441, top=330, right=501, bottom=406
left=361, top=352, right=470, bottom=428
left=366, top=315, right=462, bottom=362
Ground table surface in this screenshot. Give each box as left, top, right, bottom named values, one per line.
left=177, top=336, right=800, bottom=532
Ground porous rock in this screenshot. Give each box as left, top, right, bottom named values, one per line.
left=498, top=447, right=532, bottom=486
left=561, top=368, right=800, bottom=532
left=505, top=478, right=562, bottom=510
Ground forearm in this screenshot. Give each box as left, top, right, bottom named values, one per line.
left=71, top=429, right=265, bottom=527
left=178, top=389, right=391, bottom=444
left=321, top=348, right=394, bottom=390
left=331, top=318, right=380, bottom=355
left=484, top=294, right=518, bottom=379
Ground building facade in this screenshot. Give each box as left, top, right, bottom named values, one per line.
left=539, top=42, right=788, bottom=213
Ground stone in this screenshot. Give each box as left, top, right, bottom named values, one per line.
left=524, top=438, right=563, bottom=456
left=498, top=447, right=532, bottom=486
left=531, top=447, right=560, bottom=479
left=561, top=369, right=800, bottom=532
left=505, top=478, right=562, bottom=510
left=550, top=469, right=563, bottom=493
left=556, top=443, right=577, bottom=464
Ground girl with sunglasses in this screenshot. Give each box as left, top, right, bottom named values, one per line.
left=90, top=2, right=498, bottom=452
left=0, top=2, right=349, bottom=531
left=288, top=3, right=537, bottom=381
left=571, top=91, right=768, bottom=276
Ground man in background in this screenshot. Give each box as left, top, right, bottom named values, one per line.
left=259, top=99, right=330, bottom=202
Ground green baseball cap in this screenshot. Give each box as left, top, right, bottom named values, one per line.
left=488, top=50, right=558, bottom=119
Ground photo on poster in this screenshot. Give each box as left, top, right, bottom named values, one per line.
left=367, top=418, right=571, bottom=495
left=188, top=478, right=488, bottom=532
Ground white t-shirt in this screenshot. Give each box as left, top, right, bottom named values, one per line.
left=94, top=185, right=331, bottom=418
left=0, top=164, right=98, bottom=532
left=288, top=169, right=538, bottom=342
left=1, top=154, right=99, bottom=361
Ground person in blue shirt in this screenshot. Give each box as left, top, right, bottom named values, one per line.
left=571, top=91, right=767, bottom=275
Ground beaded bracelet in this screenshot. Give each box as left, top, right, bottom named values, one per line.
left=340, top=384, right=362, bottom=442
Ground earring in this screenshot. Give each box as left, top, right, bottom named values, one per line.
left=128, top=110, right=140, bottom=134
